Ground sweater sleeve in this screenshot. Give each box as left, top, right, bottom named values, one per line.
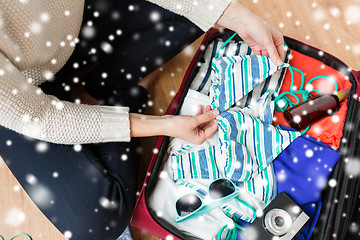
left=147, top=0, right=231, bottom=31
left=0, top=52, right=131, bottom=145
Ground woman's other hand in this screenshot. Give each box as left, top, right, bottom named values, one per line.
left=216, top=1, right=285, bottom=66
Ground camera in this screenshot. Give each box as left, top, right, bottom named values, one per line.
left=241, top=192, right=309, bottom=240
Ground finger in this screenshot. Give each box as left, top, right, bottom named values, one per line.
left=197, top=119, right=218, bottom=144
left=252, top=48, right=262, bottom=56
left=198, top=105, right=216, bottom=128
left=272, top=29, right=285, bottom=62
left=194, top=109, right=219, bottom=126
left=202, top=119, right=218, bottom=138
left=205, top=105, right=212, bottom=113
left=263, top=37, right=283, bottom=66
left=275, top=36, right=285, bottom=63
left=195, top=105, right=203, bottom=116
left=260, top=48, right=269, bottom=58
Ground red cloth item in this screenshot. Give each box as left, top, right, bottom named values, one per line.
left=272, top=50, right=352, bottom=149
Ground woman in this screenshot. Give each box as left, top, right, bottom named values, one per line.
left=0, top=0, right=284, bottom=239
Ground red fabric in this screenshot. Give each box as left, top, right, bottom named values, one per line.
left=273, top=50, right=352, bottom=149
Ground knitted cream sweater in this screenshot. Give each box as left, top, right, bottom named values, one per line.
left=0, top=0, right=231, bottom=144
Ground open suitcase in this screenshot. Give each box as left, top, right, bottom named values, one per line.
left=131, top=28, right=360, bottom=240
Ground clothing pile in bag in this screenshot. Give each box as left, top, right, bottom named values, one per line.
left=149, top=38, right=346, bottom=240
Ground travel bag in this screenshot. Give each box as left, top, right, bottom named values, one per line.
left=131, top=28, right=360, bottom=240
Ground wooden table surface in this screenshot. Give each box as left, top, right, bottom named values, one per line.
left=1, top=0, right=360, bottom=240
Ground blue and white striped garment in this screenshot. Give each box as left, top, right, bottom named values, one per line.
left=211, top=55, right=301, bottom=186
left=171, top=55, right=300, bottom=181
left=190, top=40, right=291, bottom=109
left=210, top=55, right=289, bottom=112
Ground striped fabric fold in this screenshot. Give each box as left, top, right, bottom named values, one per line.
left=171, top=144, right=221, bottom=180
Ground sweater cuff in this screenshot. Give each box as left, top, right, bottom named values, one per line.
left=191, top=0, right=232, bottom=31
left=100, top=106, right=131, bottom=142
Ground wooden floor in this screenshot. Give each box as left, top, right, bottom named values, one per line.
left=1, top=0, right=360, bottom=239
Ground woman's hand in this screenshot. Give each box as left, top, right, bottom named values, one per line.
left=216, top=1, right=285, bottom=66
left=166, top=105, right=219, bottom=144
left=129, top=105, right=219, bottom=145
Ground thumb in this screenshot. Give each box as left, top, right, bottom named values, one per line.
left=194, top=109, right=219, bottom=126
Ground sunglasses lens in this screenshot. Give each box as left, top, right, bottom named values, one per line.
left=219, top=226, right=231, bottom=240
left=176, top=194, right=202, bottom=217
left=209, top=179, right=235, bottom=199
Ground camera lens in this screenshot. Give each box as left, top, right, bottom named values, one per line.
left=274, top=216, right=285, bottom=227
left=264, top=209, right=292, bottom=236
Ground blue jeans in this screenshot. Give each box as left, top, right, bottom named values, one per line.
left=0, top=0, right=203, bottom=239
left=47, top=0, right=204, bottom=104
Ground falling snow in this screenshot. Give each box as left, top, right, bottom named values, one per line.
left=40, top=12, right=50, bottom=22
left=27, top=182, right=54, bottom=208
left=81, top=26, right=96, bottom=39
left=328, top=179, right=337, bottom=187
left=43, top=70, right=54, bottom=80
left=350, top=223, right=359, bottom=233
left=305, top=149, right=314, bottom=158
left=150, top=11, right=161, bottom=22
left=323, top=23, right=330, bottom=30
left=74, top=144, right=82, bottom=152
left=36, top=142, right=49, bottom=153
left=26, top=175, right=38, bottom=186
left=99, top=197, right=118, bottom=210
left=345, top=5, right=360, bottom=23
left=64, top=231, right=72, bottom=239
left=5, top=208, right=26, bottom=227
left=345, top=158, right=360, bottom=177
left=316, top=176, right=327, bottom=189
left=329, top=7, right=341, bottom=18
left=312, top=9, right=325, bottom=22
left=101, top=42, right=113, bottom=54
left=121, top=154, right=128, bottom=161
left=166, top=235, right=174, bottom=240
